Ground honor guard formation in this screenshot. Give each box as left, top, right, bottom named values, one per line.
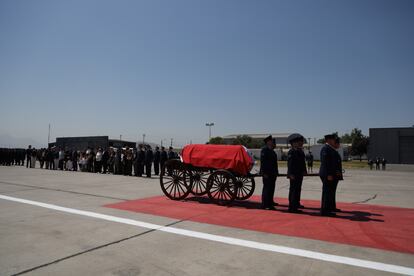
left=260, top=133, right=344, bottom=216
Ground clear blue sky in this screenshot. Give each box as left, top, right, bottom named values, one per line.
left=1, top=0, right=413, bottom=147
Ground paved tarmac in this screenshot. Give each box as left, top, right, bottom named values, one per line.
left=0, top=165, right=413, bottom=276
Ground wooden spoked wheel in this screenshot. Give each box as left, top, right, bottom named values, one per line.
left=189, top=170, right=210, bottom=196
left=206, top=170, right=237, bottom=205
left=234, top=176, right=255, bottom=200
left=160, top=160, right=191, bottom=200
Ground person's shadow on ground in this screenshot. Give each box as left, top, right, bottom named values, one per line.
left=184, top=196, right=384, bottom=223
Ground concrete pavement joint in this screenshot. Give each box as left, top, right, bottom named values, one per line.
left=11, top=219, right=186, bottom=276
left=352, top=194, right=378, bottom=204
left=0, top=181, right=128, bottom=201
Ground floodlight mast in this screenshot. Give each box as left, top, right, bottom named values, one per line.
left=206, top=122, right=215, bottom=140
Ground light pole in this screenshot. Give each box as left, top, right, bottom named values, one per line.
left=142, top=134, right=146, bottom=145
left=205, top=122, right=214, bottom=141
left=48, top=123, right=51, bottom=146
left=170, top=138, right=173, bottom=147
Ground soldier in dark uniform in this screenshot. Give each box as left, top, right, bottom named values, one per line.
left=12, top=149, right=18, bottom=165
left=153, top=146, right=161, bottom=175
left=319, top=133, right=341, bottom=216
left=0, top=148, right=5, bottom=165
left=136, top=144, right=145, bottom=177
left=48, top=148, right=55, bottom=170
left=160, top=146, right=168, bottom=175
left=287, top=135, right=307, bottom=213
left=19, top=148, right=25, bottom=166
left=168, top=147, right=176, bottom=160
left=260, top=135, right=279, bottom=210
left=145, top=145, right=154, bottom=177
left=26, top=145, right=32, bottom=168
left=331, top=137, right=343, bottom=212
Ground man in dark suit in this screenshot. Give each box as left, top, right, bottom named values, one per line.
left=319, top=133, right=341, bottom=216
left=26, top=145, right=32, bottom=168
left=72, top=150, right=79, bottom=171
left=133, top=148, right=138, bottom=176
left=375, top=157, right=380, bottom=170
left=145, top=145, right=153, bottom=178
left=260, top=135, right=279, bottom=210
left=114, top=148, right=122, bottom=175
left=160, top=146, right=168, bottom=175
left=287, top=135, right=307, bottom=213
left=137, top=144, right=145, bottom=177
left=101, top=148, right=109, bottom=173
left=153, top=146, right=161, bottom=175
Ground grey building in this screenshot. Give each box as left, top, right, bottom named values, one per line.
left=49, top=136, right=136, bottom=151
left=368, top=127, right=414, bottom=164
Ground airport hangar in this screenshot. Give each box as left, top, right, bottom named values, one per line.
left=368, top=127, right=414, bottom=164
left=48, top=136, right=136, bottom=151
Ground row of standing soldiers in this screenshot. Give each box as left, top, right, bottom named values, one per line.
left=0, top=148, right=26, bottom=166
left=113, top=145, right=179, bottom=177
left=260, top=133, right=343, bottom=216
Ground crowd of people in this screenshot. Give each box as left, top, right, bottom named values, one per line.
left=368, top=157, right=387, bottom=170
left=0, top=145, right=179, bottom=177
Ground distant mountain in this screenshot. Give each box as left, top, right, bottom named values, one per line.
left=0, top=133, right=43, bottom=148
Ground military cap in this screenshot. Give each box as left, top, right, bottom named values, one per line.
left=324, top=133, right=338, bottom=140
left=263, top=135, right=273, bottom=143
left=287, top=133, right=305, bottom=144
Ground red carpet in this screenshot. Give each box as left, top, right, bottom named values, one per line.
left=105, top=196, right=414, bottom=254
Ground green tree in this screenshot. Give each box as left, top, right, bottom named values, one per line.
left=349, top=128, right=369, bottom=161
left=208, top=136, right=224, bottom=144
left=340, top=133, right=352, bottom=144
left=232, top=135, right=253, bottom=147
left=230, top=135, right=262, bottom=148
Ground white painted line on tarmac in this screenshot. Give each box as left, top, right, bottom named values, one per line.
left=1, top=194, right=413, bottom=276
